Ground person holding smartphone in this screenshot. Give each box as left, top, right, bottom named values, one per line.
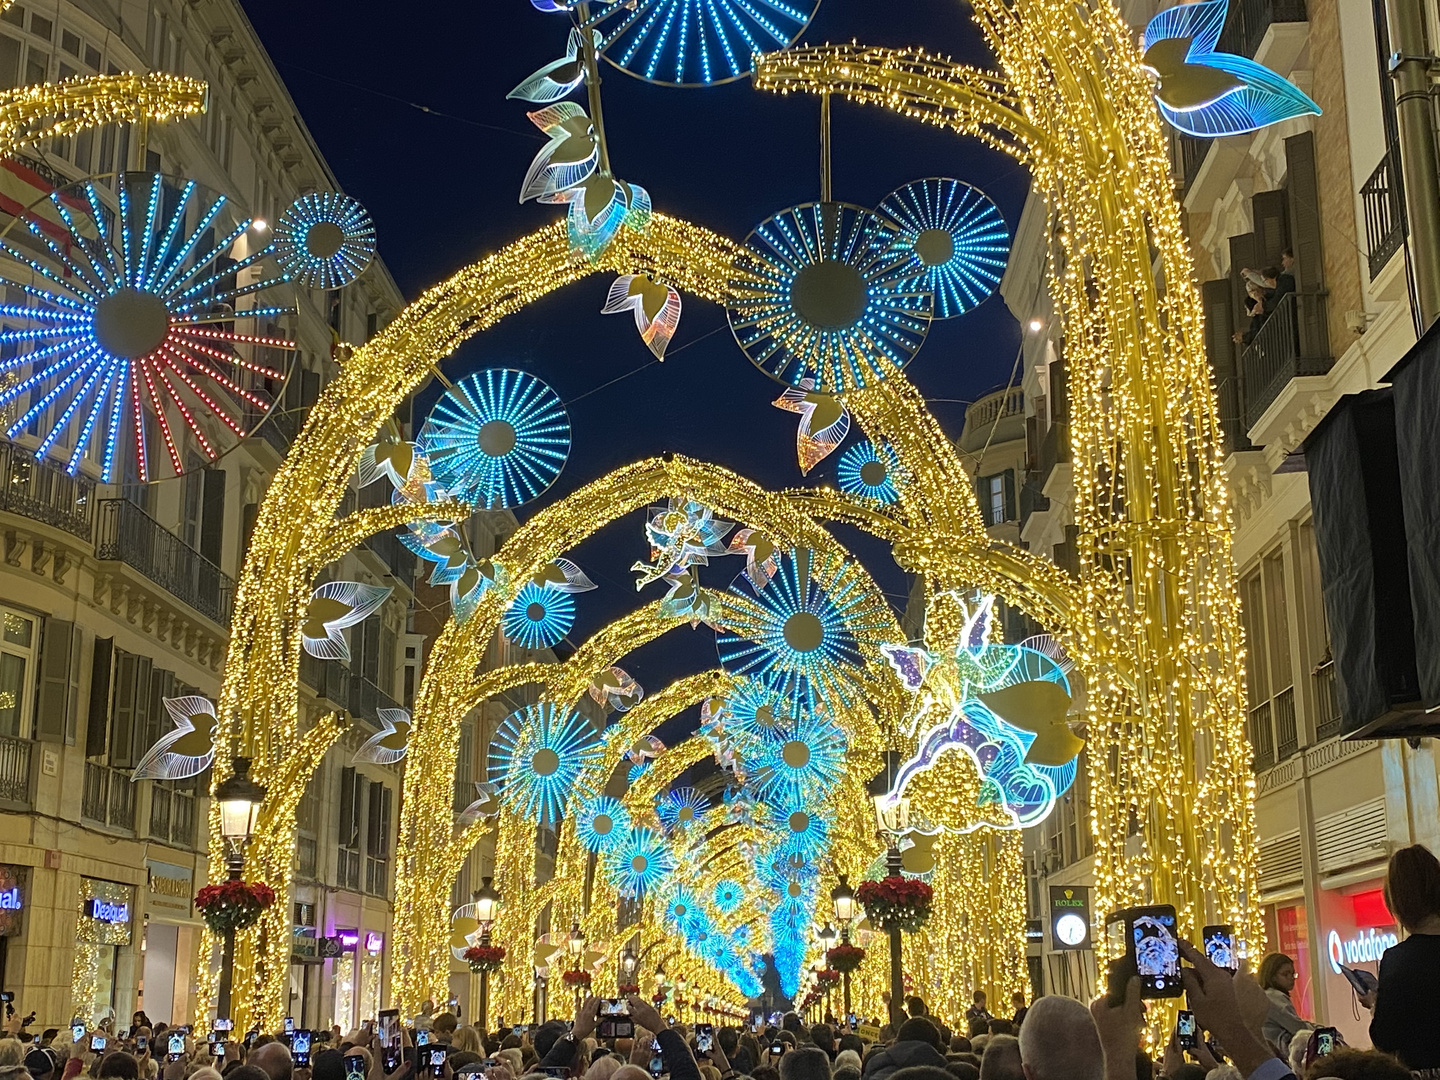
left=1256, top=953, right=1309, bottom=1058
left=1362, top=844, right=1440, bottom=1072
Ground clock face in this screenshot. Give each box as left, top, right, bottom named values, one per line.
left=1055, top=912, right=1089, bottom=946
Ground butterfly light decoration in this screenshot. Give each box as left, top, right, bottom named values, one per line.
left=727, top=528, right=778, bottom=590
left=633, top=498, right=734, bottom=588
left=352, top=707, right=411, bottom=765
left=532, top=557, right=596, bottom=594
left=772, top=379, right=850, bottom=474
left=357, top=418, right=420, bottom=490
left=301, top=582, right=392, bottom=661
left=602, top=274, right=683, bottom=360
left=589, top=666, right=645, bottom=712
left=132, top=696, right=218, bottom=781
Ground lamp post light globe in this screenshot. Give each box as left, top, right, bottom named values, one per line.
left=568, top=919, right=586, bottom=957
left=622, top=944, right=638, bottom=977
left=831, top=874, right=857, bottom=926
left=471, top=876, right=502, bottom=1032
left=818, top=922, right=837, bottom=947
left=213, top=757, right=266, bottom=1027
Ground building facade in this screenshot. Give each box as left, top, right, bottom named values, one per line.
left=0, top=0, right=416, bottom=1032
left=1009, top=0, right=1440, bottom=1047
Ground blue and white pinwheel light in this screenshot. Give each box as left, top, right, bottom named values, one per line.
left=575, top=795, right=630, bottom=852
left=728, top=202, right=932, bottom=393
left=656, top=787, right=710, bottom=831
left=744, top=711, right=848, bottom=808
left=713, top=880, right=744, bottom=915
left=273, top=192, right=376, bottom=290
left=606, top=826, right=674, bottom=898
left=1140, top=0, right=1320, bottom=137
left=837, top=440, right=902, bottom=504
left=489, top=702, right=602, bottom=825
left=663, top=885, right=701, bottom=926
left=502, top=582, right=576, bottom=650
left=879, top=179, right=1008, bottom=319
left=421, top=369, right=571, bottom=510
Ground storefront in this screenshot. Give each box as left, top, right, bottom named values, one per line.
left=1313, top=877, right=1395, bottom=1048
left=140, top=860, right=198, bottom=1026
left=72, top=878, right=135, bottom=1024
left=0, top=864, right=28, bottom=990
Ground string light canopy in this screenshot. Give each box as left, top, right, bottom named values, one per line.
left=489, top=702, right=603, bottom=825
left=836, top=439, right=903, bottom=504
left=0, top=171, right=295, bottom=482
left=273, top=192, right=376, bottom=290
left=502, top=581, right=576, bottom=650
left=878, top=179, right=1009, bottom=319
left=727, top=202, right=932, bottom=392
left=421, top=368, right=571, bottom=509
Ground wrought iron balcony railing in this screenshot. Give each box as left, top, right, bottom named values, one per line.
left=1361, top=143, right=1406, bottom=281
left=0, top=440, right=94, bottom=539
left=95, top=498, right=235, bottom=627
left=0, top=734, right=33, bottom=806
left=1239, top=292, right=1331, bottom=430
left=1218, top=0, right=1308, bottom=60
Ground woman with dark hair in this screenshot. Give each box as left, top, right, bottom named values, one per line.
left=1363, top=843, right=1440, bottom=1072
left=1257, top=952, right=1307, bottom=1058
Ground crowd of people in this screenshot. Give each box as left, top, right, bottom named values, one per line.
left=1, top=845, right=1436, bottom=1080
left=1231, top=249, right=1297, bottom=347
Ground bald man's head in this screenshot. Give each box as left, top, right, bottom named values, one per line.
left=251, top=1040, right=294, bottom=1080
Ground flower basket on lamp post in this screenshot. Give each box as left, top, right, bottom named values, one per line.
left=194, top=880, right=276, bottom=936
left=825, top=943, right=866, bottom=974
left=855, top=877, right=933, bottom=933
left=464, top=944, right=506, bottom=974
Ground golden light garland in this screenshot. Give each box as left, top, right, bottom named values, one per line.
left=0, top=71, right=208, bottom=158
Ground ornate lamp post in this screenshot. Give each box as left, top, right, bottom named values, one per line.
left=214, top=758, right=266, bottom=1023
left=473, top=877, right=501, bottom=1032
left=831, top=874, right=856, bottom=1021
left=621, top=942, right=638, bottom=988
left=871, top=781, right=911, bottom=1029
left=568, top=920, right=587, bottom=1010
left=817, top=923, right=837, bottom=1019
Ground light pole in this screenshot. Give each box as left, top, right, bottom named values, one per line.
left=871, top=776, right=911, bottom=1030
left=831, top=874, right=856, bottom=1022
left=568, top=920, right=586, bottom=1010
left=473, top=877, right=501, bottom=1033
left=214, top=758, right=266, bottom=1024
left=621, top=942, right=638, bottom=989
left=818, top=923, right=837, bottom=1019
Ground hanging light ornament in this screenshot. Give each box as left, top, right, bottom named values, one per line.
left=273, top=192, right=376, bottom=290
left=489, top=702, right=602, bottom=825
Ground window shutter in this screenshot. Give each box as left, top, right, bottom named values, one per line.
left=1227, top=232, right=1259, bottom=333
left=201, top=468, right=226, bottom=566
left=34, top=619, right=74, bottom=743
left=135, top=669, right=174, bottom=766
left=360, top=619, right=380, bottom=685
left=1285, top=131, right=1324, bottom=293
left=367, top=780, right=383, bottom=854
left=1003, top=470, right=1016, bottom=522
left=1252, top=189, right=1290, bottom=268
left=339, top=766, right=358, bottom=847
left=1050, top=358, right=1069, bottom=423
left=86, top=638, right=113, bottom=757
left=241, top=502, right=259, bottom=559
left=109, top=653, right=151, bottom=769
left=380, top=786, right=392, bottom=860
left=1201, top=279, right=1244, bottom=448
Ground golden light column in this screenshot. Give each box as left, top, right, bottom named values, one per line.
left=757, top=18, right=1259, bottom=952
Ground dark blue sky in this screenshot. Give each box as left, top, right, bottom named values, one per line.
left=241, top=0, right=1032, bottom=724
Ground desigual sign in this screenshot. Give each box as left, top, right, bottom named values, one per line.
left=86, top=898, right=130, bottom=924
left=1327, top=927, right=1397, bottom=973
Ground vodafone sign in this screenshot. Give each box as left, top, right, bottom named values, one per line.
left=1327, top=927, right=1397, bottom=973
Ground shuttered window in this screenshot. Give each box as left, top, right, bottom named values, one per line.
left=0, top=607, right=40, bottom=740
left=34, top=617, right=75, bottom=744
left=1259, top=831, right=1304, bottom=892
left=85, top=638, right=113, bottom=757
left=107, top=650, right=152, bottom=769
left=1252, top=189, right=1290, bottom=269
left=1285, top=131, right=1323, bottom=293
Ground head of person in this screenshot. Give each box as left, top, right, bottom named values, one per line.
left=810, top=1026, right=834, bottom=1053
left=1281, top=248, right=1294, bottom=271
left=752, top=1068, right=780, bottom=1080
left=985, top=1022, right=1013, bottom=1038
left=249, top=1040, right=294, bottom=1080
left=837, top=1036, right=862, bottom=1057
left=498, top=1048, right=523, bottom=1075
left=945, top=1066, right=979, bottom=1080
left=25, top=1048, right=59, bottom=1080
left=947, top=1039, right=971, bottom=1056
left=1258, top=953, right=1297, bottom=994
left=225, top=1065, right=271, bottom=1080
left=888, top=1068, right=953, bottom=1080
left=1166, top=1067, right=1204, bottom=1080
left=975, top=1035, right=1021, bottom=1080
left=96, top=1052, right=141, bottom=1080
left=0, top=1041, right=25, bottom=1068
left=1306, top=1048, right=1413, bottom=1080
left=833, top=1050, right=861, bottom=1073
left=965, top=1021, right=987, bottom=1041
left=895, top=1019, right=942, bottom=1053
left=904, top=998, right=927, bottom=1019
left=835, top=1068, right=861, bottom=1080
left=611, top=1068, right=650, bottom=1080
left=531, top=1022, right=570, bottom=1060
left=190, top=1070, right=224, bottom=1080
left=971, top=993, right=985, bottom=1008
left=584, top=1055, right=619, bottom=1080
left=1015, top=997, right=1100, bottom=1080
left=310, top=1049, right=345, bottom=1080
left=717, top=1030, right=739, bottom=1056
left=434, top=1015, right=459, bottom=1040
left=699, top=1068, right=721, bottom=1080
left=1383, top=843, right=1440, bottom=932
left=781, top=1015, right=804, bottom=1037
left=1010, top=994, right=1023, bottom=1011
left=452, top=1029, right=483, bottom=1055
left=778, top=1046, right=829, bottom=1080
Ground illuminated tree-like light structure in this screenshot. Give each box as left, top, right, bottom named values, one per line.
left=0, top=171, right=293, bottom=482
left=878, top=178, right=1009, bottom=319
left=273, top=192, right=376, bottom=290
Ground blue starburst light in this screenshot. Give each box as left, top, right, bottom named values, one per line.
left=575, top=795, right=631, bottom=852
left=575, top=0, right=822, bottom=87
left=605, top=826, right=674, bottom=898
left=656, top=787, right=710, bottom=831
left=713, top=879, right=744, bottom=915
left=420, top=369, right=571, bottom=510
left=743, top=712, right=847, bottom=807
left=878, top=179, right=1009, bottom=319
left=488, top=702, right=602, bottom=825
left=837, top=440, right=902, bottom=503
left=727, top=202, right=932, bottom=393
left=663, top=885, right=700, bottom=926
left=0, top=171, right=295, bottom=483
left=716, top=548, right=889, bottom=711
left=273, top=192, right=376, bottom=290
left=502, top=582, right=575, bottom=650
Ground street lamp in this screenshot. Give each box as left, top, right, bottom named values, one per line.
left=473, top=877, right=501, bottom=1032
left=214, top=758, right=266, bottom=1024
left=869, top=760, right=910, bottom=1029
left=831, top=874, right=856, bottom=1021
left=568, top=920, right=586, bottom=1009
left=621, top=942, right=638, bottom=984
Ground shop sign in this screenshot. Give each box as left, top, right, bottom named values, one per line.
left=1050, top=885, right=1091, bottom=951
left=337, top=927, right=360, bottom=951
left=146, top=861, right=194, bottom=919
left=86, top=897, right=130, bottom=924
left=0, top=865, right=26, bottom=938
left=364, top=932, right=384, bottom=954
left=79, top=878, right=134, bottom=946
left=1327, top=927, right=1398, bottom=972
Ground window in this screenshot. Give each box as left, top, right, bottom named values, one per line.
left=976, top=471, right=1016, bottom=526
left=337, top=766, right=363, bottom=891
left=0, top=608, right=38, bottom=738
left=365, top=781, right=392, bottom=897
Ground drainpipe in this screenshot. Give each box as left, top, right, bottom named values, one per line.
left=1385, top=0, right=1440, bottom=329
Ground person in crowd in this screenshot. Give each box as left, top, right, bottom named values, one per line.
left=975, top=1035, right=1022, bottom=1080
left=497, top=1050, right=522, bottom=1077
left=1306, top=1048, right=1414, bottom=1080
left=129, top=1021, right=151, bottom=1040
left=25, top=1048, right=59, bottom=1080
left=583, top=1054, right=619, bottom=1080
left=944, top=1065, right=978, bottom=1080
left=1007, top=996, right=1026, bottom=1030
left=95, top=1053, right=139, bottom=1080
left=1256, top=952, right=1307, bottom=1059
left=779, top=1047, right=830, bottom=1080
left=809, top=1028, right=835, bottom=1062
left=904, top=1000, right=927, bottom=1020
left=433, top=1018, right=458, bottom=1045
left=963, top=996, right=990, bottom=1030
left=861, top=1019, right=946, bottom=1080
left=1015, top=994, right=1101, bottom=1080
left=1231, top=283, right=1269, bottom=346
left=984, top=1023, right=1013, bottom=1039
left=248, top=1041, right=294, bottom=1080
left=1358, top=842, right=1440, bottom=1072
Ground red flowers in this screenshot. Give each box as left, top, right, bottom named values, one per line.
left=463, top=945, right=506, bottom=973
left=193, top=880, right=276, bottom=935
left=816, top=969, right=841, bottom=990
left=855, top=876, right=934, bottom=932
left=618, top=984, right=641, bottom=996
left=825, top=943, right=867, bottom=973
left=562, top=969, right=593, bottom=988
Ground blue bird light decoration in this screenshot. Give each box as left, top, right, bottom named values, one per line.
left=1140, top=0, right=1320, bottom=137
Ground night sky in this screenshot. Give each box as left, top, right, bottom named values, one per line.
left=240, top=0, right=1032, bottom=733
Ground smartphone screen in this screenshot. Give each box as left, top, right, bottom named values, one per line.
left=1315, top=1028, right=1337, bottom=1057
left=215, top=1019, right=234, bottom=1032
left=599, top=1018, right=634, bottom=1040
left=72, top=1025, right=86, bottom=1042
left=346, top=1057, right=368, bottom=1080
left=90, top=1036, right=107, bottom=1052
left=1131, top=905, right=1182, bottom=998
left=417, top=1030, right=430, bottom=1047
left=293, top=1031, right=312, bottom=1067
left=648, top=1053, right=665, bottom=1078
left=696, top=1025, right=713, bottom=1054
left=602, top=999, right=629, bottom=1016
left=211, top=1044, right=226, bottom=1059
left=1201, top=924, right=1238, bottom=973
left=284, top=1018, right=295, bottom=1036
left=1175, top=1010, right=1197, bottom=1050
left=168, top=1034, right=185, bottom=1061
left=136, top=1038, right=148, bottom=1053
left=428, top=1048, right=447, bottom=1079
left=847, top=1014, right=856, bottom=1032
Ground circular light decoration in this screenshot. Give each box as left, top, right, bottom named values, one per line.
left=273, top=192, right=376, bottom=290
left=717, top=548, right=890, bottom=711
left=420, top=368, right=571, bottom=510
left=877, top=179, right=1009, bottom=319
left=727, top=202, right=933, bottom=393
left=585, top=0, right=822, bottom=87
left=837, top=439, right=902, bottom=504
left=713, top=879, right=744, bottom=915
left=488, top=702, right=601, bottom=825
left=576, top=795, right=630, bottom=853
left=606, top=826, right=674, bottom=898
left=765, top=800, right=834, bottom=859
left=656, top=786, right=710, bottom=831
left=664, top=885, right=700, bottom=926
left=722, top=677, right=791, bottom=738
left=0, top=172, right=296, bottom=483
left=745, top=712, right=848, bottom=807
left=502, top=582, right=576, bottom=650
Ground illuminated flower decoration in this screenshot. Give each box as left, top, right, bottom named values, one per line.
left=589, top=666, right=644, bottom=712
left=530, top=0, right=578, bottom=9
left=716, top=548, right=889, bottom=711
left=602, top=274, right=682, bottom=360
left=713, top=879, right=744, bottom=915
left=698, top=695, right=744, bottom=776
left=659, top=567, right=719, bottom=628
left=742, top=710, right=848, bottom=807
left=502, top=582, right=576, bottom=650
left=0, top=171, right=295, bottom=482
left=576, top=795, right=631, bottom=852
left=656, top=787, right=710, bottom=831
left=449, top=558, right=507, bottom=625
left=727, top=528, right=778, bottom=590
left=625, top=734, right=665, bottom=766
left=489, top=702, right=602, bottom=825
left=273, top=192, right=376, bottom=290
left=635, top=498, right=735, bottom=588
left=878, top=179, right=1008, bottom=319
left=132, top=695, right=217, bottom=780
left=509, top=27, right=592, bottom=103
left=541, top=174, right=640, bottom=260
left=723, top=677, right=790, bottom=738
left=765, top=800, right=832, bottom=858
left=727, top=202, right=932, bottom=392
left=520, top=103, right=598, bottom=202
left=772, top=379, right=850, bottom=474
left=456, top=781, right=503, bottom=827
left=663, top=885, right=700, bottom=926
left=605, top=826, right=674, bottom=898
left=1140, top=0, right=1320, bottom=137
left=585, top=0, right=822, bottom=87
left=837, top=440, right=903, bottom=504
left=533, top=557, right=597, bottom=594
left=358, top=418, right=419, bottom=489
left=399, top=522, right=473, bottom=586
left=352, top=707, right=411, bottom=765
left=420, top=369, right=571, bottom=510
left=301, top=582, right=392, bottom=661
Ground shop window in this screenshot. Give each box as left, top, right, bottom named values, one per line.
left=0, top=608, right=38, bottom=739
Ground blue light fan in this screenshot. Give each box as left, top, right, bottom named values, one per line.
left=878, top=179, right=1009, bottom=319
left=836, top=439, right=902, bottom=503
left=488, top=701, right=602, bottom=825
left=502, top=582, right=576, bottom=650
left=420, top=368, right=571, bottom=509
left=273, top=192, right=376, bottom=290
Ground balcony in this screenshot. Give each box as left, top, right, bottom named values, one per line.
left=95, top=498, right=235, bottom=627
left=0, top=440, right=94, bottom=540
left=297, top=834, right=318, bottom=879
left=1218, top=0, right=1308, bottom=60
left=1038, top=420, right=1070, bottom=488
left=1250, top=685, right=1299, bottom=771
left=337, top=846, right=361, bottom=892
left=148, top=784, right=197, bottom=849
left=0, top=734, right=33, bottom=805
left=1313, top=660, right=1342, bottom=740
left=1215, top=379, right=1253, bottom=454
left=82, top=762, right=136, bottom=831
left=1239, top=292, right=1331, bottom=430
left=1249, top=700, right=1275, bottom=771
left=365, top=855, right=389, bottom=898
left=1361, top=144, right=1406, bottom=281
